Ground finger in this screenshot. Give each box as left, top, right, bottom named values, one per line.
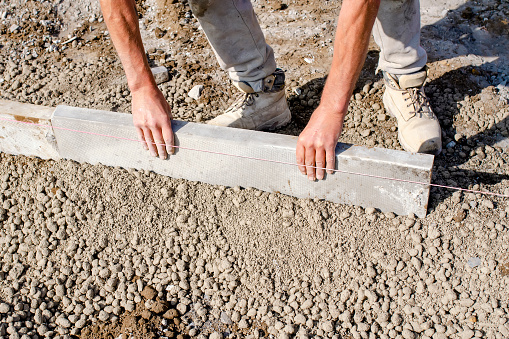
left=143, top=128, right=158, bottom=157
left=162, top=123, right=174, bottom=155
left=315, top=148, right=326, bottom=180
left=136, top=128, right=148, bottom=151
left=326, top=147, right=336, bottom=175
left=304, top=147, right=316, bottom=181
left=151, top=128, right=167, bottom=160
left=296, top=143, right=307, bottom=175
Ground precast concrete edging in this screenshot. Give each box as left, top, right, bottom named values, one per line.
left=0, top=100, right=59, bottom=159
left=51, top=105, right=434, bottom=217
left=0, top=100, right=434, bottom=217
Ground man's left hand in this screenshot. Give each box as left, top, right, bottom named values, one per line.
left=296, top=106, right=344, bottom=181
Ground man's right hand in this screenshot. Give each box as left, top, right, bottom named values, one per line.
left=100, top=0, right=174, bottom=159
left=132, top=85, right=174, bottom=159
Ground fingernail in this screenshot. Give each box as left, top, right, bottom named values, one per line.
left=160, top=154, right=167, bottom=160
left=150, top=152, right=157, bottom=157
left=308, top=176, right=316, bottom=181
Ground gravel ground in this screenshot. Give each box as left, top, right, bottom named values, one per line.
left=0, top=0, right=509, bottom=338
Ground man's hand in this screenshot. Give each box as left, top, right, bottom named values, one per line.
left=132, top=86, right=174, bottom=159
left=296, top=0, right=380, bottom=181
left=297, top=107, right=344, bottom=181
left=100, top=0, right=174, bottom=159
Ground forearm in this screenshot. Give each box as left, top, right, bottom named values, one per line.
left=100, top=0, right=156, bottom=92
left=320, top=0, right=380, bottom=117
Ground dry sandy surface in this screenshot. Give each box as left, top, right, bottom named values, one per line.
left=0, top=0, right=509, bottom=338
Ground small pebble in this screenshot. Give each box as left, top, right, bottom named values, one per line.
left=467, top=257, right=481, bottom=268
left=188, top=84, right=204, bottom=100
left=0, top=303, right=10, bottom=313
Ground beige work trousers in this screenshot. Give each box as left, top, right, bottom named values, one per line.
left=189, top=0, right=427, bottom=91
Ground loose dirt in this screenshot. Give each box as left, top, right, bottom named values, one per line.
left=0, top=0, right=508, bottom=338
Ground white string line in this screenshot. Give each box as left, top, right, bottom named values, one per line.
left=1, top=116, right=508, bottom=198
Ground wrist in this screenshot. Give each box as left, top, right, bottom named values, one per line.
left=130, top=80, right=159, bottom=96
left=319, top=87, right=350, bottom=118
left=316, top=100, right=348, bottom=118
left=127, top=68, right=158, bottom=94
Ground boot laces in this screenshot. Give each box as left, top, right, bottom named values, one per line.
left=404, top=87, right=432, bottom=118
left=227, top=92, right=259, bottom=112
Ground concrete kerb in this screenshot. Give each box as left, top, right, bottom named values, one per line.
left=0, top=100, right=434, bottom=217
left=0, top=100, right=59, bottom=159
left=51, top=105, right=434, bottom=217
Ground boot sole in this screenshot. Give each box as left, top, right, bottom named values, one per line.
left=383, top=91, right=442, bottom=155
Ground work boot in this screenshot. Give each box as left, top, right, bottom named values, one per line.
left=207, top=69, right=291, bottom=130
left=383, top=68, right=442, bottom=155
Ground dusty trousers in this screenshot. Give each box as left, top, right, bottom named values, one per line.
left=188, top=0, right=277, bottom=92
left=188, top=0, right=427, bottom=88
left=373, top=0, right=427, bottom=74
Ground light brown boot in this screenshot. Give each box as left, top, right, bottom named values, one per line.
left=383, top=68, right=442, bottom=155
left=207, top=69, right=291, bottom=130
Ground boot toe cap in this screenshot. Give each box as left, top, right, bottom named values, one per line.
left=207, top=114, right=245, bottom=128
left=400, top=121, right=442, bottom=155
left=416, top=137, right=442, bottom=155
